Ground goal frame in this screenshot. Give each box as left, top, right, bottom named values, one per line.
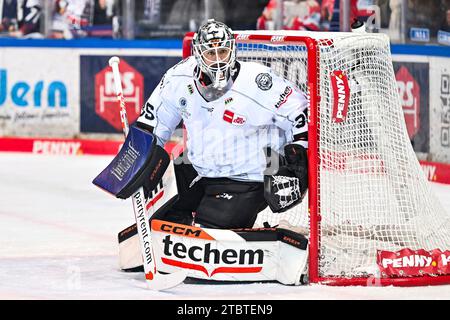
left=182, top=31, right=450, bottom=287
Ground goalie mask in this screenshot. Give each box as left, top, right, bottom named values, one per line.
left=192, top=19, right=236, bottom=90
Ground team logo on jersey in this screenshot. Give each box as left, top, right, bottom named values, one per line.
left=223, top=110, right=246, bottom=126
left=224, top=97, right=233, bottom=105
left=187, top=84, right=194, bottom=95
left=179, top=97, right=187, bottom=107
left=255, top=73, right=273, bottom=91
left=274, top=86, right=293, bottom=109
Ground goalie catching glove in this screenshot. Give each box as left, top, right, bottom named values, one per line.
left=92, top=124, right=170, bottom=199
left=264, top=144, right=308, bottom=213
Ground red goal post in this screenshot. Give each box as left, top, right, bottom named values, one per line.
left=182, top=31, right=450, bottom=287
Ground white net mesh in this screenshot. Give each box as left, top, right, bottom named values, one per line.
left=239, top=32, right=450, bottom=279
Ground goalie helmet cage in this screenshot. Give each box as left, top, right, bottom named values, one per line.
left=182, top=31, right=450, bottom=286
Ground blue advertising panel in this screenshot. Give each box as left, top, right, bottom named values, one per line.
left=80, top=55, right=181, bottom=133
left=393, top=61, right=430, bottom=153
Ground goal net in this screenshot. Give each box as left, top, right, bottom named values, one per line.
left=182, top=31, right=450, bottom=286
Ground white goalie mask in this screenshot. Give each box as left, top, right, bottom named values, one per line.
left=192, top=19, right=236, bottom=90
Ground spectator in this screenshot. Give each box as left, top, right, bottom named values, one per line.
left=64, top=0, right=90, bottom=29
left=289, top=0, right=321, bottom=31
left=321, top=0, right=367, bottom=31
left=442, top=6, right=450, bottom=32
left=387, top=0, right=402, bottom=40
left=51, top=0, right=73, bottom=39
left=256, top=0, right=321, bottom=31
left=1, top=0, right=19, bottom=34
left=93, top=0, right=115, bottom=26
left=0, top=0, right=42, bottom=38
left=406, top=0, right=447, bottom=38
left=222, top=0, right=268, bottom=30
left=256, top=0, right=277, bottom=30
left=166, top=0, right=225, bottom=31
left=142, top=0, right=161, bottom=24
left=320, top=0, right=337, bottom=30
left=376, top=0, right=391, bottom=29
left=50, top=0, right=90, bottom=39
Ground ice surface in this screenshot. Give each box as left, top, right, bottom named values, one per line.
left=1, top=152, right=449, bottom=300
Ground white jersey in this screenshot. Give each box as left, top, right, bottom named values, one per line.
left=137, top=56, right=308, bottom=182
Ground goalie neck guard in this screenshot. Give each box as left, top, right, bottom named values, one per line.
left=192, top=19, right=236, bottom=90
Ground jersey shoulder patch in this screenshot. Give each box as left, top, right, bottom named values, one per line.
left=238, top=61, right=278, bottom=92
left=255, top=72, right=273, bottom=91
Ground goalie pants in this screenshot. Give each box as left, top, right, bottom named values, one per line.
left=151, top=162, right=268, bottom=229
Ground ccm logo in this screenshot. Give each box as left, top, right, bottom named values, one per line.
left=330, top=71, right=350, bottom=123
left=160, top=223, right=202, bottom=237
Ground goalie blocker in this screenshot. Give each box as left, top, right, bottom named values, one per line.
left=92, top=124, right=170, bottom=199
left=119, top=219, right=309, bottom=285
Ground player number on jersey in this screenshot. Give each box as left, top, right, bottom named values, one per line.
left=141, top=102, right=155, bottom=121
left=294, top=109, right=307, bottom=129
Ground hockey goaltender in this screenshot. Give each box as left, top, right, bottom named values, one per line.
left=94, top=19, right=310, bottom=286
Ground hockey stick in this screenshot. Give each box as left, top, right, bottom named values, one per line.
left=108, top=56, right=186, bottom=290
